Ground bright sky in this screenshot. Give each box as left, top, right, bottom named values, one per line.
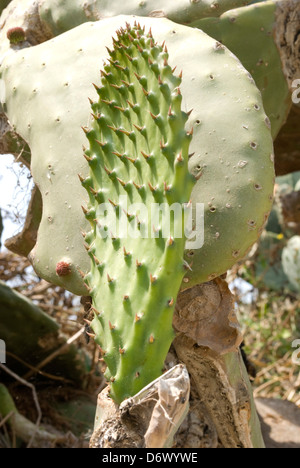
left=0, top=154, right=33, bottom=250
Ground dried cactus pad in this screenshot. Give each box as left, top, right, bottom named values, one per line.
left=1, top=15, right=274, bottom=295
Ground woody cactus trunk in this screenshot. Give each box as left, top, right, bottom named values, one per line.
left=1, top=0, right=298, bottom=448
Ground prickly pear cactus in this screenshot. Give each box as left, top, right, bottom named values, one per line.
left=0, top=16, right=275, bottom=297
left=39, top=0, right=253, bottom=37
left=282, top=235, right=300, bottom=292
left=193, top=0, right=291, bottom=138
left=81, top=23, right=195, bottom=403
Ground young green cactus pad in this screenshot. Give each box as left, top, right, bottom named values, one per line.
left=0, top=16, right=274, bottom=296
left=192, top=0, right=291, bottom=138
left=82, top=23, right=195, bottom=403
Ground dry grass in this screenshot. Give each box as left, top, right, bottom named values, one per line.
left=229, top=262, right=300, bottom=408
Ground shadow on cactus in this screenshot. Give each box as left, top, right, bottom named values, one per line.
left=80, top=23, right=195, bottom=404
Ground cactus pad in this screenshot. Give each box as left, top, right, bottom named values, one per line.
left=1, top=16, right=274, bottom=296
left=193, top=0, right=291, bottom=138
left=82, top=23, right=195, bottom=403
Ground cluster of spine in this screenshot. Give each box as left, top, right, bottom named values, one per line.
left=81, top=23, right=195, bottom=404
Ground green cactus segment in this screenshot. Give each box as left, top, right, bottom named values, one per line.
left=82, top=23, right=194, bottom=403
left=39, top=0, right=252, bottom=36
left=282, top=236, right=300, bottom=292
left=193, top=0, right=290, bottom=138
left=1, top=16, right=274, bottom=295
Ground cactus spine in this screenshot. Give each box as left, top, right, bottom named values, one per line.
left=82, top=23, right=195, bottom=404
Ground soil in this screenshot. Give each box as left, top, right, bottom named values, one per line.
left=256, top=398, right=300, bottom=449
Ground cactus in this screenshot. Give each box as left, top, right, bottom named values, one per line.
left=193, top=0, right=291, bottom=138
left=39, top=0, right=253, bottom=37
left=80, top=23, right=195, bottom=403
left=282, top=236, right=300, bottom=292
left=1, top=16, right=274, bottom=298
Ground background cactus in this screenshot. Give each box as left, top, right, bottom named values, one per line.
left=192, top=0, right=291, bottom=138
left=38, top=0, right=253, bottom=37
left=282, top=236, right=300, bottom=292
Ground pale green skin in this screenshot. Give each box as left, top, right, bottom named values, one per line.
left=39, top=0, right=252, bottom=36
left=193, top=1, right=290, bottom=139
left=282, top=235, right=300, bottom=292
left=1, top=15, right=274, bottom=296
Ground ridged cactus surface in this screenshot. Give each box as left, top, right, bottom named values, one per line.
left=81, top=23, right=195, bottom=403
